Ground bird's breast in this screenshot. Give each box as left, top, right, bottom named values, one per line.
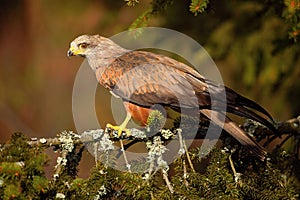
left=123, top=102, right=151, bottom=126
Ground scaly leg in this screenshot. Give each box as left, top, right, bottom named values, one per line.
left=106, top=112, right=132, bottom=137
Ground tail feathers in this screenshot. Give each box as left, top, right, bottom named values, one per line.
left=201, top=109, right=266, bottom=161
left=225, top=87, right=274, bottom=122
left=235, top=93, right=274, bottom=122
left=226, top=104, right=277, bottom=134
left=224, top=87, right=277, bottom=134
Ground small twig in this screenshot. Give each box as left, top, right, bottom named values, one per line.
left=28, top=137, right=72, bottom=147
left=162, top=168, right=174, bottom=193
left=53, top=149, right=68, bottom=181
left=183, top=160, right=189, bottom=187
left=148, top=159, right=155, bottom=177
left=178, top=129, right=195, bottom=172
left=229, top=154, right=237, bottom=175
left=93, top=142, right=98, bottom=167
left=120, top=139, right=131, bottom=172
left=177, top=129, right=185, bottom=155
left=229, top=154, right=241, bottom=183
left=183, top=140, right=195, bottom=172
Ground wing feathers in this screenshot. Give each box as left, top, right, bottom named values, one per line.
left=96, top=50, right=274, bottom=159
left=201, top=109, right=266, bottom=160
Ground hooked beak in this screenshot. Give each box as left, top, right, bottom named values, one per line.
left=67, top=49, right=74, bottom=57
left=67, top=46, right=85, bottom=58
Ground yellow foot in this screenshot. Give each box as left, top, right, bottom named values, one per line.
left=106, top=123, right=131, bottom=138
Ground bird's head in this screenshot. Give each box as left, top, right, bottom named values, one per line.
left=67, top=34, right=122, bottom=58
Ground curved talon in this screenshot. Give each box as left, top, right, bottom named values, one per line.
left=106, top=123, right=131, bottom=137
left=106, top=112, right=132, bottom=138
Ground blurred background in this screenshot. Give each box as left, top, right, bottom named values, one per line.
left=0, top=0, right=299, bottom=144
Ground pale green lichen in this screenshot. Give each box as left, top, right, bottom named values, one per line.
left=58, top=131, right=80, bottom=152
left=146, top=136, right=169, bottom=173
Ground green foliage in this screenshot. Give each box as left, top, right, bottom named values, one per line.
left=189, top=0, right=210, bottom=16
left=129, top=9, right=153, bottom=31
left=1, top=132, right=299, bottom=199
left=128, top=0, right=174, bottom=29
left=172, top=147, right=299, bottom=199
left=146, top=109, right=166, bottom=135
left=126, top=0, right=300, bottom=42
left=0, top=133, right=48, bottom=199
left=63, top=147, right=299, bottom=199
left=3, top=184, right=20, bottom=200
left=124, top=0, right=140, bottom=7
left=282, top=0, right=300, bottom=41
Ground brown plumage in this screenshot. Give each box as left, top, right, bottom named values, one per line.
left=68, top=34, right=277, bottom=160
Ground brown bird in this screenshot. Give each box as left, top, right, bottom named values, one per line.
left=67, top=34, right=277, bottom=160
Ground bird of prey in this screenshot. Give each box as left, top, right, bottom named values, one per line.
left=67, top=34, right=277, bottom=160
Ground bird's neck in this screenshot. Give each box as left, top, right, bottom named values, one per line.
left=87, top=48, right=129, bottom=72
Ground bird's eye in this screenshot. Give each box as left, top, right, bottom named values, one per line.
left=79, top=43, right=88, bottom=49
